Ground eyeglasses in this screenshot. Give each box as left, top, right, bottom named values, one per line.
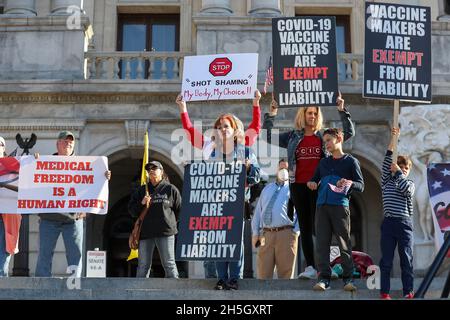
left=147, top=167, right=160, bottom=171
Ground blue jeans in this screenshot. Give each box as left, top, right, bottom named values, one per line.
left=215, top=242, right=244, bottom=282
left=0, top=219, right=12, bottom=277
left=380, top=217, right=414, bottom=295
left=35, top=219, right=83, bottom=277
left=203, top=260, right=217, bottom=278
left=136, top=235, right=178, bottom=278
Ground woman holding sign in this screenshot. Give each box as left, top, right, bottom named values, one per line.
left=176, top=95, right=261, bottom=289
left=176, top=90, right=262, bottom=150
left=0, top=136, right=21, bottom=277
left=263, top=94, right=354, bottom=280
left=209, top=113, right=260, bottom=290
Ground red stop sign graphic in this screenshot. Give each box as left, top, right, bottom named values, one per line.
left=209, top=57, right=232, bottom=76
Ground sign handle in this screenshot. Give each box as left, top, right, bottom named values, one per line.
left=392, top=99, right=400, bottom=161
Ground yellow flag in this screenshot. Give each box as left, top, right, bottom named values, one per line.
left=126, top=249, right=138, bottom=261
left=127, top=131, right=149, bottom=261
left=141, top=131, right=149, bottom=187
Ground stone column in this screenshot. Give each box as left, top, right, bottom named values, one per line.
left=3, top=0, right=37, bottom=16
left=438, top=0, right=450, bottom=21
left=50, top=0, right=82, bottom=15
left=200, top=0, right=232, bottom=15
left=248, top=0, right=281, bottom=16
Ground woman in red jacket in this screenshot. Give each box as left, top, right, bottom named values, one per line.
left=176, top=90, right=262, bottom=150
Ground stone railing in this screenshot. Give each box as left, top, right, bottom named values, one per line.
left=337, top=53, right=364, bottom=82
left=84, top=51, right=189, bottom=80
left=84, top=51, right=364, bottom=83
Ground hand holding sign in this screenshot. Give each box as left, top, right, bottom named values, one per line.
left=253, top=89, right=262, bottom=107
left=388, top=127, right=400, bottom=152
left=336, top=91, right=345, bottom=112
left=176, top=94, right=187, bottom=113
left=269, top=96, right=279, bottom=116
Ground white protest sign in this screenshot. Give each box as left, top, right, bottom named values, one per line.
left=86, top=249, right=106, bottom=277
left=181, top=53, right=258, bottom=102
left=17, top=155, right=109, bottom=214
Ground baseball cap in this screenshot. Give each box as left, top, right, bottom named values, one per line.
left=0, top=136, right=5, bottom=147
left=58, top=131, right=74, bottom=140
left=145, top=161, right=163, bottom=171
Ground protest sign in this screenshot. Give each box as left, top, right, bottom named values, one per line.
left=364, top=2, right=431, bottom=102
left=272, top=16, right=338, bottom=107
left=181, top=53, right=258, bottom=102
left=176, top=161, right=246, bottom=261
left=16, top=155, right=109, bottom=214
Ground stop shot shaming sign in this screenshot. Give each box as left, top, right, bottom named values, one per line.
left=176, top=161, right=246, bottom=261
left=17, top=155, right=109, bottom=214
left=181, top=53, right=258, bottom=101
left=364, top=2, right=431, bottom=102
left=272, top=16, right=338, bottom=107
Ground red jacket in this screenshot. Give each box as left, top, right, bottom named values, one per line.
left=331, top=251, right=374, bottom=278
left=180, top=106, right=261, bottom=148
left=1, top=214, right=22, bottom=255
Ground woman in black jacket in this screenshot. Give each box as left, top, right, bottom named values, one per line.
left=128, top=161, right=181, bottom=278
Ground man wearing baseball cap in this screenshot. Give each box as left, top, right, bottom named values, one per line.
left=35, top=131, right=111, bottom=277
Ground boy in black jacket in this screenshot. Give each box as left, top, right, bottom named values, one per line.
left=307, top=128, right=364, bottom=291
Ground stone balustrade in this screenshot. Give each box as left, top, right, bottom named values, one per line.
left=85, top=51, right=363, bottom=84
left=337, top=53, right=363, bottom=82
left=85, top=51, right=189, bottom=80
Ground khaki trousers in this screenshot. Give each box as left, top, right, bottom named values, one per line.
left=256, top=228, right=298, bottom=279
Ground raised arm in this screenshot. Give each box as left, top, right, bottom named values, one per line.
left=262, top=97, right=291, bottom=148
left=177, top=94, right=205, bottom=149
left=336, top=93, right=355, bottom=141
left=381, top=128, right=399, bottom=186
left=245, top=90, right=262, bottom=146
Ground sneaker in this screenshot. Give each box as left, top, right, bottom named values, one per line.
left=227, top=279, right=238, bottom=290
left=404, top=292, right=414, bottom=299
left=214, top=279, right=226, bottom=290
left=343, top=279, right=357, bottom=292
left=331, top=270, right=339, bottom=280
left=313, top=279, right=330, bottom=291
left=380, top=293, right=392, bottom=300
left=298, top=266, right=318, bottom=280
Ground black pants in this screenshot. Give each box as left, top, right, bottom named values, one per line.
left=316, top=205, right=354, bottom=281
left=290, top=183, right=317, bottom=268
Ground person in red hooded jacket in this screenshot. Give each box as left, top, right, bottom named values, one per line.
left=0, top=136, right=22, bottom=277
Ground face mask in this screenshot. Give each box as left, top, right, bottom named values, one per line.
left=277, top=169, right=289, bottom=182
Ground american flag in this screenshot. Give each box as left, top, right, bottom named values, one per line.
left=427, top=163, right=450, bottom=232
left=328, top=180, right=353, bottom=195
left=263, top=56, right=273, bottom=95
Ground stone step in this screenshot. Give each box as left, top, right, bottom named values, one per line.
left=0, top=278, right=446, bottom=300
left=0, top=287, right=444, bottom=300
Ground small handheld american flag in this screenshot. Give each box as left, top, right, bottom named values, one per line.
left=263, top=56, right=273, bottom=95
left=328, top=180, right=353, bottom=195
